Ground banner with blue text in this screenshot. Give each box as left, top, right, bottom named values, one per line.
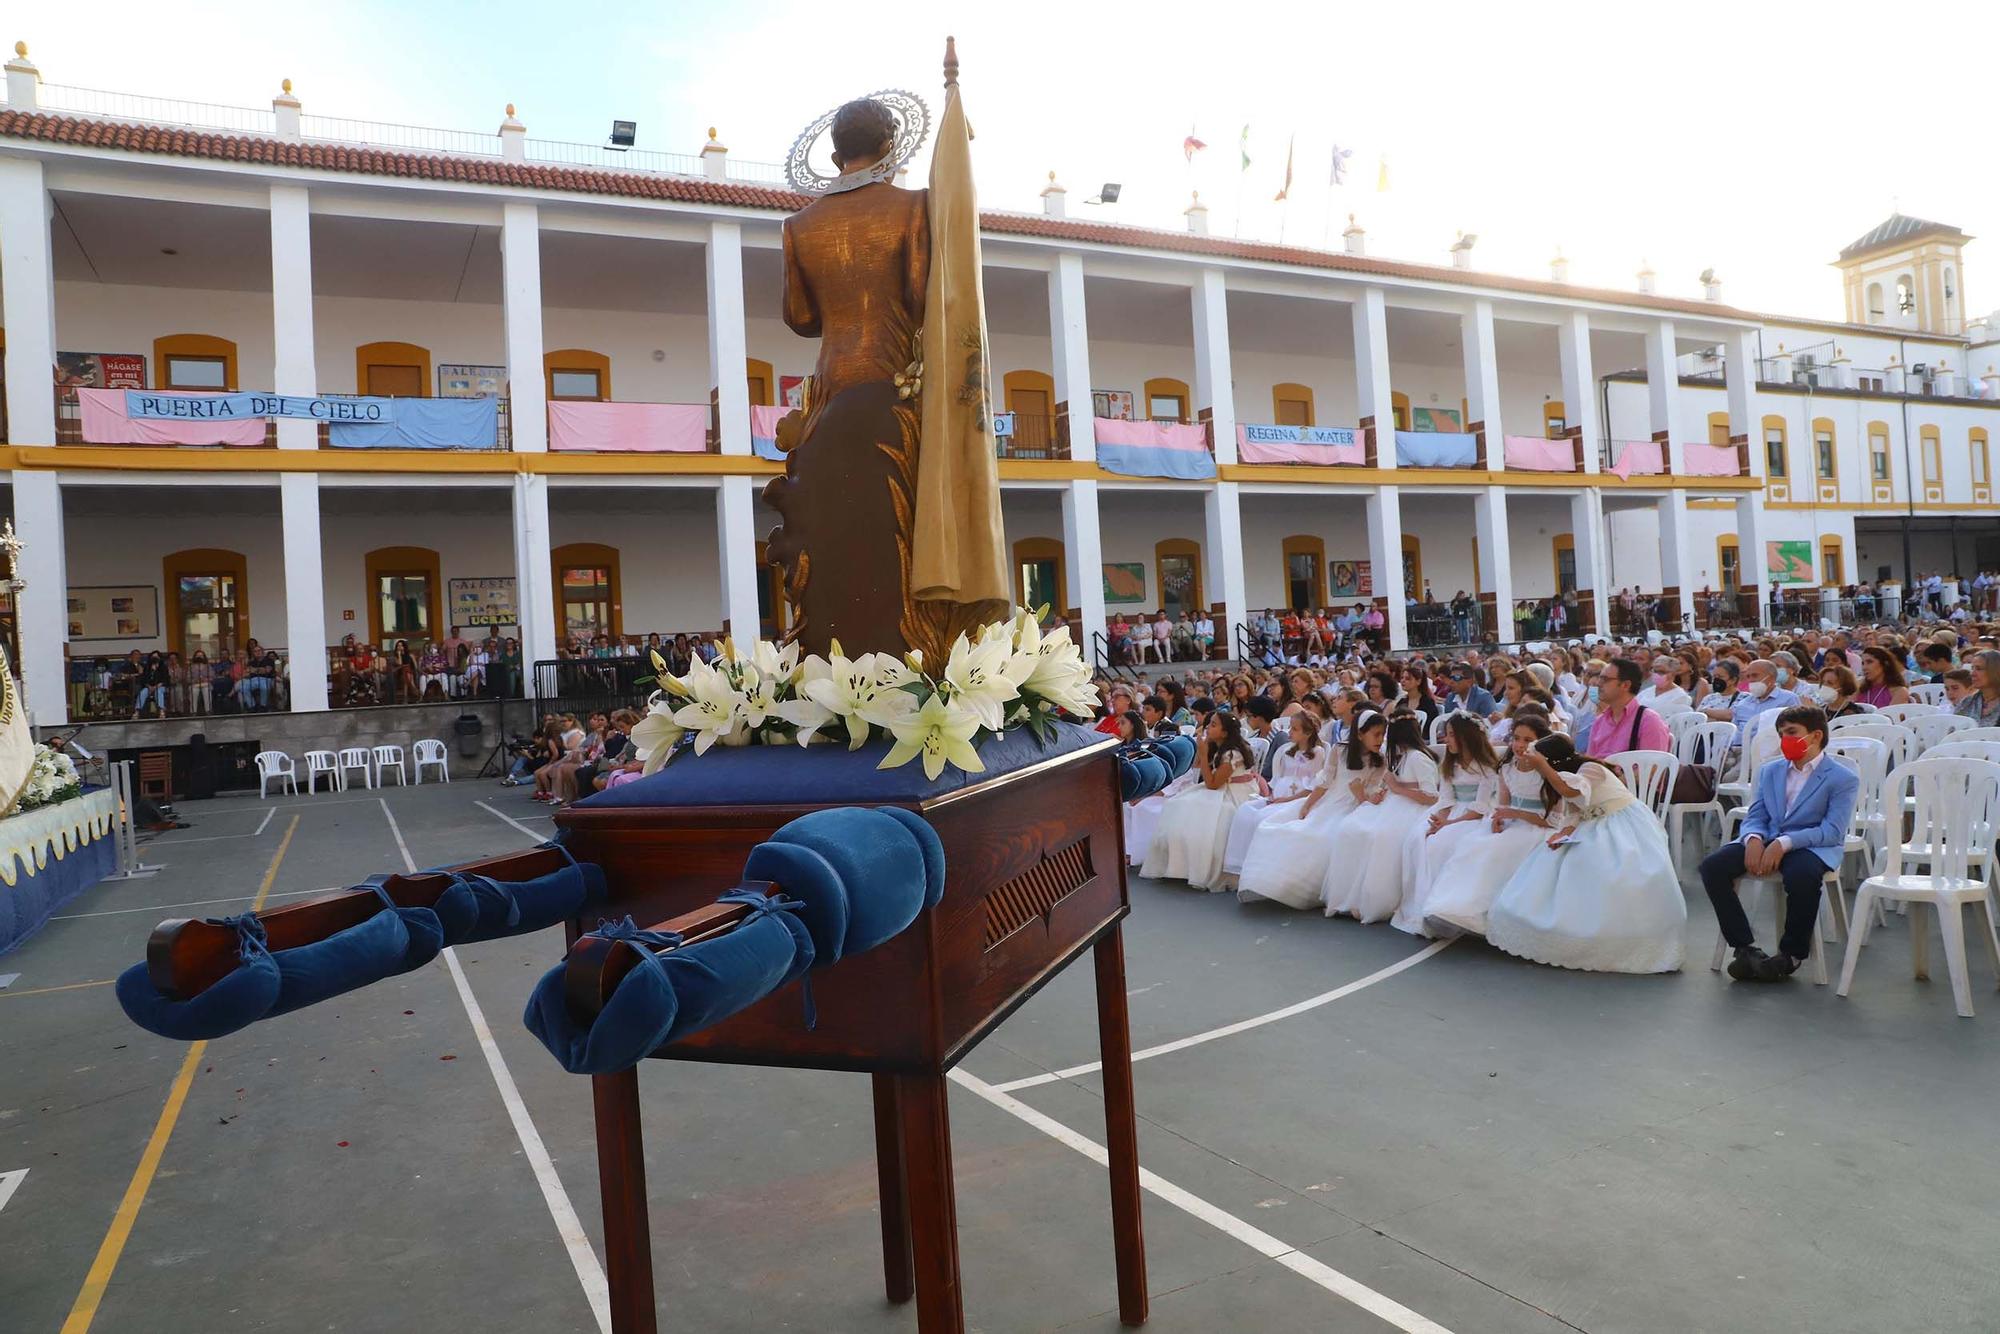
left=125, top=391, right=397, bottom=423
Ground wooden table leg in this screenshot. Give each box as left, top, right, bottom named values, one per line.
left=895, top=1072, right=965, bottom=1334
left=592, top=1068, right=658, bottom=1334
left=871, top=1072, right=914, bottom=1304
left=1094, top=926, right=1150, bottom=1326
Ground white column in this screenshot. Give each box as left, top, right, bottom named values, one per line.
left=13, top=471, right=66, bottom=725
left=1558, top=310, right=1602, bottom=474
left=1569, top=489, right=1611, bottom=637
left=1062, top=480, right=1107, bottom=652
left=716, top=475, right=761, bottom=641
left=1049, top=252, right=1095, bottom=461
left=501, top=202, right=547, bottom=453
left=1191, top=268, right=1237, bottom=464
left=1352, top=287, right=1397, bottom=469
left=1726, top=328, right=1759, bottom=478
left=511, top=474, right=557, bottom=671
left=1461, top=298, right=1506, bottom=469
left=1645, top=319, right=1683, bottom=473
left=1365, top=485, right=1408, bottom=650
left=269, top=184, right=317, bottom=450
left=1656, top=491, right=1695, bottom=631
left=1738, top=492, right=1771, bottom=629
left=1474, top=490, right=1515, bottom=641
left=279, top=473, right=328, bottom=711
left=707, top=221, right=752, bottom=456
left=0, top=158, right=57, bottom=444
left=1203, top=482, right=1248, bottom=652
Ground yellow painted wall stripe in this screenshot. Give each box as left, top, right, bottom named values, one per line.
left=60, top=815, right=298, bottom=1334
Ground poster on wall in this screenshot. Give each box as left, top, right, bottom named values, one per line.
left=448, top=576, right=519, bottom=627
left=1092, top=389, right=1135, bottom=421
left=55, top=352, right=146, bottom=391
left=779, top=375, right=806, bottom=409
left=1766, top=540, right=1815, bottom=585
left=66, top=585, right=160, bottom=640
left=1330, top=560, right=1374, bottom=599
left=438, top=364, right=506, bottom=398
left=1102, top=562, right=1147, bottom=604
left=1411, top=406, right=1461, bottom=434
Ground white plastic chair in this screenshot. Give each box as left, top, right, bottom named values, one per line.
left=1666, top=720, right=1739, bottom=872
left=1604, top=748, right=1679, bottom=824
left=254, top=750, right=296, bottom=798
left=1720, top=726, right=1787, bottom=841
left=1876, top=702, right=1942, bottom=725
left=1828, top=721, right=1917, bottom=774
left=413, top=738, right=450, bottom=784
left=1666, top=710, right=1704, bottom=755
left=337, top=747, right=375, bottom=790
left=1908, top=712, right=1973, bottom=753
left=304, top=750, right=342, bottom=794
left=1839, top=757, right=2000, bottom=1017
left=1951, top=726, right=2000, bottom=744
left=1927, top=740, right=2000, bottom=765
left=371, top=744, right=409, bottom=787
left=1909, top=682, right=1947, bottom=706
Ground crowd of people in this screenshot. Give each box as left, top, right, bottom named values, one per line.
left=498, top=708, right=646, bottom=804
left=73, top=641, right=287, bottom=719
left=1100, top=614, right=2000, bottom=981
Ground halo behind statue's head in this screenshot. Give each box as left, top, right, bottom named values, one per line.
left=786, top=90, right=930, bottom=195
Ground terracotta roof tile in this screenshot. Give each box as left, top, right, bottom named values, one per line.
left=0, top=108, right=1755, bottom=320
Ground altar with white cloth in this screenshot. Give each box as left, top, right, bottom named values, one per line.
left=0, top=787, right=122, bottom=953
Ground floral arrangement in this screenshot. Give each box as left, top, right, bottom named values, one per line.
left=630, top=609, right=1099, bottom=780
left=12, top=744, right=83, bottom=815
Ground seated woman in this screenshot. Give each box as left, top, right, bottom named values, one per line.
left=1409, top=714, right=1556, bottom=939
left=1221, top=713, right=1325, bottom=888
left=1321, top=713, right=1439, bottom=923
left=1394, top=712, right=1501, bottom=936
left=1141, top=711, right=1260, bottom=890
left=1236, top=710, right=1384, bottom=910
left=1486, top=734, right=1687, bottom=974
left=418, top=641, right=451, bottom=698
left=1818, top=662, right=1867, bottom=718
left=532, top=714, right=588, bottom=803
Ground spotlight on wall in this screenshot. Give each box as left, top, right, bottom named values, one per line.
left=609, top=120, right=637, bottom=150
left=1085, top=182, right=1122, bottom=205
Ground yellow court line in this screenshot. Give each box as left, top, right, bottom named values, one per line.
left=0, top=978, right=116, bottom=1000
left=60, top=814, right=298, bottom=1334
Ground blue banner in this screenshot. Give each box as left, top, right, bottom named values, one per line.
left=126, top=390, right=395, bottom=423
left=327, top=396, right=498, bottom=449
left=1096, top=443, right=1218, bottom=481
left=1394, top=431, right=1479, bottom=468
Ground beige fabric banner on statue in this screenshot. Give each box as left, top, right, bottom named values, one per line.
left=913, top=72, right=1009, bottom=609
left=0, top=643, right=37, bottom=815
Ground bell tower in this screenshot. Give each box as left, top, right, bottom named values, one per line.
left=1835, top=214, right=1971, bottom=333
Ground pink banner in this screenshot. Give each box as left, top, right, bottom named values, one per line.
left=547, top=400, right=709, bottom=453
left=1502, top=435, right=1576, bottom=472
left=1610, top=440, right=1665, bottom=478
left=1682, top=442, right=1741, bottom=476
left=75, top=387, right=267, bottom=446
left=749, top=404, right=790, bottom=439
left=1093, top=417, right=1210, bottom=451
left=1236, top=427, right=1364, bottom=465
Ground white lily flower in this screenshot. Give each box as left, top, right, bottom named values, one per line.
left=864, top=650, right=918, bottom=692
left=670, top=656, right=748, bottom=753
left=738, top=663, right=783, bottom=729
left=801, top=645, right=917, bottom=749
left=940, top=632, right=1026, bottom=732
left=629, top=704, right=687, bottom=774
left=879, top=691, right=985, bottom=781
left=751, top=637, right=801, bottom=685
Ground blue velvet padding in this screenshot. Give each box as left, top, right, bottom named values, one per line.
left=875, top=807, right=946, bottom=908
left=115, top=922, right=281, bottom=1041
left=577, top=720, right=1109, bottom=809
left=657, top=909, right=814, bottom=1043
left=269, top=907, right=432, bottom=1017
left=428, top=873, right=518, bottom=943
left=484, top=862, right=606, bottom=937
left=522, top=947, right=681, bottom=1076
left=1120, top=753, right=1170, bottom=801
left=753, top=808, right=928, bottom=958
left=1159, top=735, right=1196, bottom=776
left=739, top=841, right=848, bottom=961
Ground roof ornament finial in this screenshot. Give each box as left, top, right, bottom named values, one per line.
left=281, top=77, right=293, bottom=94
left=943, top=35, right=958, bottom=88
left=505, top=103, right=516, bottom=118
left=14, top=40, right=26, bottom=57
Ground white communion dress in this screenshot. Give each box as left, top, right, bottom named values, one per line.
left=1125, top=756, right=1199, bottom=866
left=1236, top=750, right=1368, bottom=910
left=1392, top=762, right=1499, bottom=936
left=1140, top=751, right=1259, bottom=890
left=1320, top=748, right=1442, bottom=923
left=1486, top=761, right=1687, bottom=973
left=1221, top=742, right=1325, bottom=879
left=1407, top=761, right=1556, bottom=939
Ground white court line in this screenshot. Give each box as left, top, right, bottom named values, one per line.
left=0, top=1168, right=25, bottom=1216
left=379, top=801, right=611, bottom=1334
left=992, top=937, right=1453, bottom=1093
left=476, top=798, right=552, bottom=843
left=51, top=887, right=337, bottom=920
left=951, top=1069, right=1454, bottom=1334
left=254, top=807, right=276, bottom=836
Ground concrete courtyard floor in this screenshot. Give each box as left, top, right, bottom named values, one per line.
left=3, top=780, right=1998, bottom=1333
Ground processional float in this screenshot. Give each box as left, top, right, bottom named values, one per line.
left=115, top=39, right=1196, bottom=1334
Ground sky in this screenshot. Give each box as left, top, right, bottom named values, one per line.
left=23, top=0, right=1999, bottom=322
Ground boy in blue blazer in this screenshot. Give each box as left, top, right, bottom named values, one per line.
left=1700, top=704, right=1861, bottom=982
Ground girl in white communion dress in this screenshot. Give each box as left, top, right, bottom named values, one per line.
left=1320, top=713, right=1440, bottom=923
left=1221, top=713, right=1326, bottom=888
left=1140, top=710, right=1261, bottom=891
left=1236, top=710, right=1385, bottom=910
left=1394, top=712, right=1501, bottom=936
left=1407, top=714, right=1558, bottom=939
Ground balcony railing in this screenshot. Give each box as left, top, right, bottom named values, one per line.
left=996, top=412, right=1066, bottom=460
left=67, top=646, right=532, bottom=721
left=38, top=82, right=278, bottom=135
left=54, top=389, right=509, bottom=451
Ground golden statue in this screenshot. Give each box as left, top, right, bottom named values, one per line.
left=763, top=39, right=1010, bottom=663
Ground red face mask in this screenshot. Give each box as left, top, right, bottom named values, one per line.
left=1779, top=734, right=1811, bottom=763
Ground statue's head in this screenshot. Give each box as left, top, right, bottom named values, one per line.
left=829, top=98, right=897, bottom=172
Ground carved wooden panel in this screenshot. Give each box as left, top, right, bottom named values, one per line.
left=983, top=837, right=1093, bottom=950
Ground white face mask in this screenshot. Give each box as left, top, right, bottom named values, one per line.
left=1746, top=680, right=1771, bottom=699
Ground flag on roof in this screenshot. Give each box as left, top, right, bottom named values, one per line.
left=1329, top=143, right=1353, bottom=186
left=1239, top=125, right=1251, bottom=171
left=1183, top=126, right=1206, bottom=163
left=1273, top=135, right=1294, bottom=202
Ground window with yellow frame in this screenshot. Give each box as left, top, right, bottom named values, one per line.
left=1920, top=426, right=1942, bottom=486
left=1819, top=537, right=1843, bottom=587
left=1974, top=428, right=1991, bottom=496
left=1868, top=423, right=1891, bottom=482
left=1813, top=422, right=1836, bottom=480
left=1762, top=418, right=1787, bottom=478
